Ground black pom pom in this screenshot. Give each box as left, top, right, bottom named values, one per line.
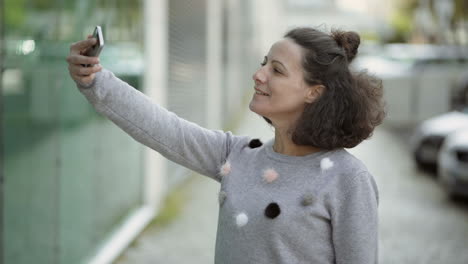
left=248, top=139, right=263, bottom=148
left=264, top=202, right=281, bottom=219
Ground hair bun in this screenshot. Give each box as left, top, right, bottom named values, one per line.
left=331, top=30, right=360, bottom=62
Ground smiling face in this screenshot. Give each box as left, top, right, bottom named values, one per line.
left=249, top=38, right=319, bottom=127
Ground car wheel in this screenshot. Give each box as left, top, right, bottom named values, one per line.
left=414, top=149, right=437, bottom=173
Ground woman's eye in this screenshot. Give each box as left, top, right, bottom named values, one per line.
left=273, top=68, right=281, bottom=74
left=260, top=57, right=267, bottom=66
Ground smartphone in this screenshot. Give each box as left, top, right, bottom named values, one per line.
left=83, top=26, right=104, bottom=66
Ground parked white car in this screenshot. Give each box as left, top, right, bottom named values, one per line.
left=438, top=128, right=468, bottom=198
left=411, top=107, right=468, bottom=169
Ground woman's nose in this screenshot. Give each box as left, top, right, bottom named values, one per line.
left=252, top=68, right=266, bottom=84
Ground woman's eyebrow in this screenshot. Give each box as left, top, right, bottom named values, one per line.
left=268, top=57, right=287, bottom=71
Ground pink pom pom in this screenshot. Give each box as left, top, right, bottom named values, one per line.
left=263, top=168, right=279, bottom=183
left=219, top=161, right=231, bottom=177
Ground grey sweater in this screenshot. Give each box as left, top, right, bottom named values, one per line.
left=77, top=69, right=379, bottom=264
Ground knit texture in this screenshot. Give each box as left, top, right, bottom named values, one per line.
left=77, top=69, right=379, bottom=264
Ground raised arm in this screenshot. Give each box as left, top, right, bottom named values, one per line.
left=66, top=37, right=245, bottom=181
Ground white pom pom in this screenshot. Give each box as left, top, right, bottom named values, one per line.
left=235, top=212, right=248, bottom=227
left=320, top=157, right=334, bottom=171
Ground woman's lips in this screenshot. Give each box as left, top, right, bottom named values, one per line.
left=254, top=87, right=269, bottom=96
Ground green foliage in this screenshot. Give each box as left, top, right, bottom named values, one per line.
left=389, top=11, right=413, bottom=42
left=360, top=31, right=380, bottom=42
left=5, top=0, right=26, bottom=30
left=388, top=0, right=420, bottom=42
left=30, top=0, right=55, bottom=10
left=401, top=0, right=420, bottom=13
left=453, top=0, right=468, bottom=20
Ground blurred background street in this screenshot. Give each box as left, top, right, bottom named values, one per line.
left=2, top=0, right=468, bottom=264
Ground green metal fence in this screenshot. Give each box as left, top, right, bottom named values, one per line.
left=2, top=1, right=145, bottom=263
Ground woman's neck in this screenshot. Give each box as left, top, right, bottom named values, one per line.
left=273, top=128, right=322, bottom=156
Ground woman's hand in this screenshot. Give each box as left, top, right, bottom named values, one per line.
left=66, top=35, right=102, bottom=86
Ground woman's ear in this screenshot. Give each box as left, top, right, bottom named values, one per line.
left=305, top=85, right=325, bottom=103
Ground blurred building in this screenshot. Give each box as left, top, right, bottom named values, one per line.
left=285, top=0, right=395, bottom=41
left=411, top=0, right=468, bottom=44
left=0, top=0, right=259, bottom=263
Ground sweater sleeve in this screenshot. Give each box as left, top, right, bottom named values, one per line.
left=76, top=69, right=243, bottom=181
left=331, top=171, right=379, bottom=264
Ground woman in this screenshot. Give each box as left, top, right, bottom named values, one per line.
left=67, top=27, right=385, bottom=264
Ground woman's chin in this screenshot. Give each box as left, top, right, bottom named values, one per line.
left=249, top=100, right=260, bottom=114
left=249, top=101, right=268, bottom=117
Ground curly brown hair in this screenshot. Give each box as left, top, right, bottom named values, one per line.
left=264, top=27, right=386, bottom=149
